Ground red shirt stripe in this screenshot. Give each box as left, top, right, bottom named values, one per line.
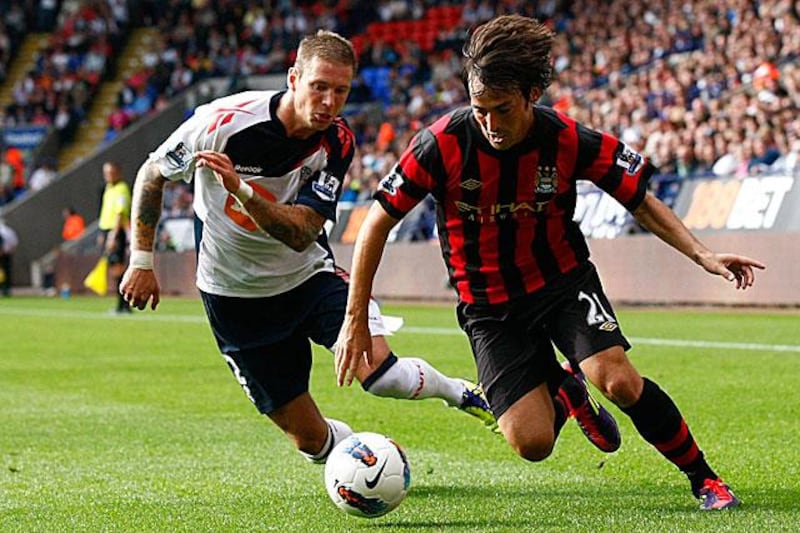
left=374, top=106, right=654, bottom=305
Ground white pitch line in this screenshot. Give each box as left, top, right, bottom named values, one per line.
left=1, top=306, right=799, bottom=353
left=0, top=306, right=207, bottom=323
left=403, top=327, right=800, bottom=353
left=626, top=336, right=800, bottom=353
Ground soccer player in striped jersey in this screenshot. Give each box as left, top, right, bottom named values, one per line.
left=336, top=15, right=765, bottom=510
left=118, top=30, right=495, bottom=466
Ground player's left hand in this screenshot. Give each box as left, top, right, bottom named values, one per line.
left=698, top=252, right=766, bottom=289
left=334, top=315, right=372, bottom=387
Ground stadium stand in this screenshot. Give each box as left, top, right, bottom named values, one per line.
left=0, top=0, right=798, bottom=291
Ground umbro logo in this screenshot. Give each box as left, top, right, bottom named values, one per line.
left=598, top=322, right=618, bottom=332
left=461, top=179, right=481, bottom=191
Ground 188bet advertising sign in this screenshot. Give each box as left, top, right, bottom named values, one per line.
left=574, top=174, right=799, bottom=238
left=673, top=174, right=798, bottom=232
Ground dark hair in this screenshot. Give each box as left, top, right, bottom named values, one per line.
left=462, top=14, right=554, bottom=99
left=295, top=30, right=357, bottom=76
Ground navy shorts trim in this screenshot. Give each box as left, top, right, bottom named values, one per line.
left=200, top=271, right=347, bottom=413
left=222, top=336, right=312, bottom=415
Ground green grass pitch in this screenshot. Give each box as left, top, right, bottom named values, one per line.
left=1, top=296, right=798, bottom=532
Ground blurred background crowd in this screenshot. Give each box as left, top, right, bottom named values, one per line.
left=1, top=0, right=798, bottom=241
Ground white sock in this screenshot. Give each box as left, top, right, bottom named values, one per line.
left=365, top=356, right=465, bottom=407
left=300, top=418, right=353, bottom=464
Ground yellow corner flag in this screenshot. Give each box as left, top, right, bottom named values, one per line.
left=83, top=257, right=108, bottom=296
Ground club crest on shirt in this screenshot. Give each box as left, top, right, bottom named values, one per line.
left=165, top=142, right=191, bottom=172
left=535, top=165, right=559, bottom=195
left=312, top=170, right=339, bottom=202
left=616, top=143, right=643, bottom=175
left=379, top=166, right=404, bottom=196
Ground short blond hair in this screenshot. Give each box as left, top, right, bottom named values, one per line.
left=295, top=30, right=357, bottom=76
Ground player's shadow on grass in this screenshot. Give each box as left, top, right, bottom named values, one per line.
left=363, top=483, right=795, bottom=529
left=365, top=485, right=591, bottom=530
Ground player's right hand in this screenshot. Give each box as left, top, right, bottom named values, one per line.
left=195, top=151, right=240, bottom=193
left=697, top=251, right=766, bottom=290
left=120, top=268, right=161, bottom=311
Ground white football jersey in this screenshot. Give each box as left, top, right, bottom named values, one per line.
left=148, top=90, right=355, bottom=297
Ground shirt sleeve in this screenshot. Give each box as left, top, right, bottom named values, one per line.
left=373, top=128, right=438, bottom=220
left=147, top=102, right=223, bottom=182
left=294, top=120, right=355, bottom=221
left=575, top=122, right=656, bottom=212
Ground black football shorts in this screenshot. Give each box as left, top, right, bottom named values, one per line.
left=457, top=262, right=630, bottom=418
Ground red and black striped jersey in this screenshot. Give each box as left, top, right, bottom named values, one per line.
left=374, top=105, right=655, bottom=305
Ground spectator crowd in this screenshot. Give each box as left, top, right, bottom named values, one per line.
left=2, top=0, right=799, bottom=241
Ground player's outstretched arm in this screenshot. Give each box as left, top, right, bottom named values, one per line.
left=336, top=202, right=400, bottom=386
left=195, top=150, right=325, bottom=251
left=633, top=192, right=766, bottom=289
left=120, top=161, right=167, bottom=310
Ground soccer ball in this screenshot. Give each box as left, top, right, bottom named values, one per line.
left=324, top=432, right=411, bottom=518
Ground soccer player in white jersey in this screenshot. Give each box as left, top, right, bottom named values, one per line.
left=118, top=30, right=498, bottom=464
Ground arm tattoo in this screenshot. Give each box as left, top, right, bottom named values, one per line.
left=245, top=199, right=325, bottom=252
left=131, top=163, right=167, bottom=251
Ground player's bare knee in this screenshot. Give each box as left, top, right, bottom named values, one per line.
left=599, top=373, right=644, bottom=408
left=501, top=423, right=555, bottom=462
left=583, top=353, right=644, bottom=408
left=511, top=436, right=554, bottom=462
